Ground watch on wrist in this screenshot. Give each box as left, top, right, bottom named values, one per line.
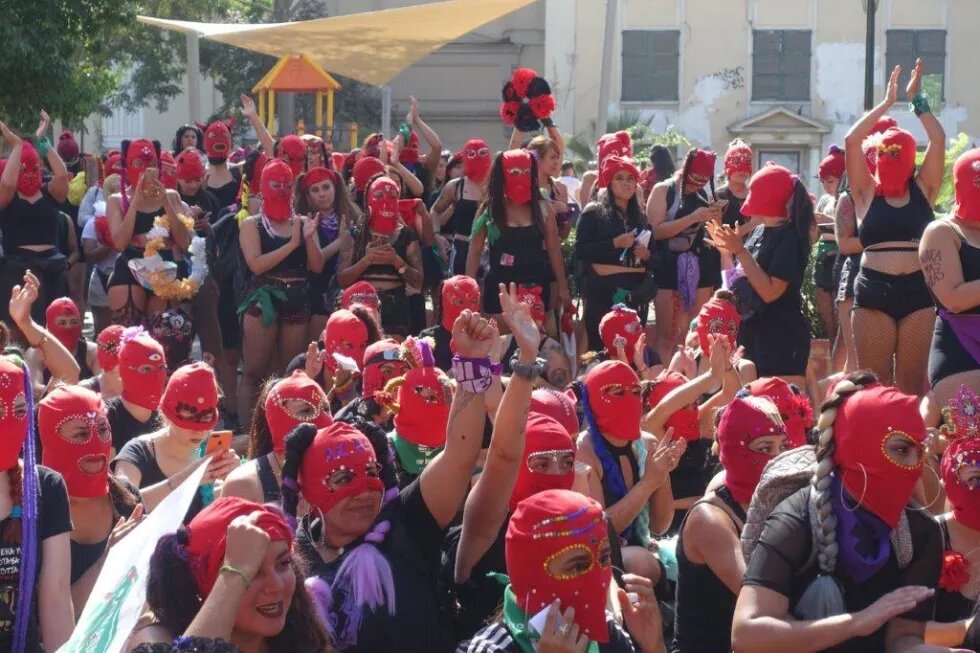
left=509, top=355, right=546, bottom=382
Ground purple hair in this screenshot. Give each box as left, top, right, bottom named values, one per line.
left=13, top=363, right=38, bottom=652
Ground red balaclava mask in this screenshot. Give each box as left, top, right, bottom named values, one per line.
left=462, top=139, right=492, bottom=183
left=717, top=397, right=786, bottom=504
left=874, top=127, right=917, bottom=197
left=584, top=361, right=642, bottom=442
left=517, top=284, right=547, bottom=326
left=159, top=151, right=177, bottom=190
left=161, top=363, right=220, bottom=432
left=391, top=350, right=453, bottom=448
left=953, top=148, right=980, bottom=223
left=509, top=414, right=576, bottom=510
left=647, top=371, right=699, bottom=442
left=96, top=324, right=125, bottom=372
left=260, top=158, right=294, bottom=222
left=818, top=145, right=846, bottom=182
left=264, top=370, right=332, bottom=454
left=942, top=437, right=980, bottom=532
left=104, top=153, right=123, bottom=179
left=598, top=305, right=643, bottom=361
left=745, top=377, right=812, bottom=448
left=125, top=139, right=158, bottom=189
left=832, top=384, right=926, bottom=528
left=507, top=490, right=612, bottom=643
left=724, top=139, right=754, bottom=179
left=39, top=385, right=111, bottom=498
left=352, top=156, right=386, bottom=194
left=530, top=388, right=580, bottom=438
left=278, top=135, right=306, bottom=176
left=696, top=296, right=740, bottom=355
left=204, top=121, right=233, bottom=161
left=341, top=280, right=380, bottom=312
left=176, top=149, right=205, bottom=182
left=741, top=163, right=795, bottom=219
left=17, top=142, right=43, bottom=196
left=185, top=497, right=293, bottom=597
left=367, top=176, right=400, bottom=235
left=45, top=297, right=82, bottom=353
left=0, top=359, right=28, bottom=470
left=441, top=275, right=481, bottom=331
left=502, top=149, right=533, bottom=204
left=119, top=331, right=167, bottom=410
left=323, top=309, right=369, bottom=374
left=361, top=339, right=406, bottom=399
left=299, top=422, right=385, bottom=515
left=686, top=149, right=717, bottom=187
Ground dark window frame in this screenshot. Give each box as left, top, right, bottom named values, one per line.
left=751, top=29, right=812, bottom=102
left=621, top=29, right=680, bottom=103
left=885, top=29, right=946, bottom=102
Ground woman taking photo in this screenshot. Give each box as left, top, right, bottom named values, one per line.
left=732, top=374, right=943, bottom=653
left=237, top=158, right=324, bottom=421
left=295, top=166, right=356, bottom=341
left=920, top=147, right=980, bottom=407
left=707, top=162, right=816, bottom=389
left=844, top=60, right=944, bottom=394
left=336, top=175, right=423, bottom=338
left=126, top=497, right=330, bottom=652
left=576, top=155, right=655, bottom=351
left=466, top=149, right=569, bottom=319
left=671, top=396, right=786, bottom=653
left=282, top=309, right=496, bottom=652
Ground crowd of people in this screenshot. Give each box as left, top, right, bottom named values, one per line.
left=0, top=56, right=975, bottom=652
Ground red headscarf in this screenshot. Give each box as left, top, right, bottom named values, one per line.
left=39, top=385, right=110, bottom=498
left=724, top=139, right=754, bottom=178
left=953, top=148, right=980, bottom=223
left=175, top=149, right=205, bottom=182
left=507, top=490, right=612, bottom=642
left=184, top=497, right=293, bottom=596
left=302, top=166, right=338, bottom=191
left=818, top=145, right=845, bottom=181
left=509, top=414, right=576, bottom=510
left=160, top=363, right=220, bottom=432
left=598, top=305, right=643, bottom=360
left=264, top=370, right=332, bottom=454
left=530, top=388, right=579, bottom=437
left=584, top=361, right=642, bottom=442
left=45, top=297, right=82, bottom=353
left=647, top=371, right=699, bottom=442
left=831, top=384, right=925, bottom=527
left=341, top=281, right=380, bottom=311
left=278, top=135, right=306, bottom=176
left=361, top=339, right=406, bottom=399
left=598, top=155, right=639, bottom=188
left=299, top=422, right=384, bottom=515
left=352, top=156, right=386, bottom=194
left=119, top=331, right=167, bottom=410
left=366, top=177, right=400, bottom=235
left=941, top=437, right=980, bottom=531
left=596, top=131, right=633, bottom=166
left=696, top=295, right=740, bottom=355
left=741, top=163, right=795, bottom=219
left=744, top=377, right=812, bottom=447
left=874, top=127, right=917, bottom=197
left=441, top=275, right=480, bottom=331
left=717, top=397, right=785, bottom=503
left=323, top=309, right=369, bottom=374
left=462, top=139, right=492, bottom=183
left=96, top=325, right=125, bottom=372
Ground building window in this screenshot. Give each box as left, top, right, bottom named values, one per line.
left=757, top=149, right=802, bottom=175
left=886, top=30, right=946, bottom=102
left=752, top=30, right=811, bottom=102
left=621, top=30, right=679, bottom=102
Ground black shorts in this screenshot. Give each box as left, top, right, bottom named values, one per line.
left=853, top=267, right=932, bottom=321
left=813, top=253, right=836, bottom=292
left=451, top=239, right=469, bottom=276
left=217, top=277, right=240, bottom=349
left=740, top=310, right=811, bottom=377
left=378, top=286, right=411, bottom=337
left=242, top=277, right=310, bottom=324
left=654, top=247, right=720, bottom=291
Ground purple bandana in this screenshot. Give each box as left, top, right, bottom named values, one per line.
left=677, top=250, right=699, bottom=312
left=831, top=474, right=892, bottom=583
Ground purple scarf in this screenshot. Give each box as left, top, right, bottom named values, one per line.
left=677, top=251, right=699, bottom=312
left=939, top=310, right=980, bottom=365
left=831, top=474, right=892, bottom=583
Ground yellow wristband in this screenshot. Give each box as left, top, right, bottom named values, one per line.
left=219, top=563, right=252, bottom=587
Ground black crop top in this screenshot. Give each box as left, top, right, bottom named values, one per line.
left=133, top=207, right=165, bottom=237
left=575, top=202, right=647, bottom=268
left=258, top=219, right=306, bottom=274
left=0, top=188, right=62, bottom=249
left=361, top=227, right=418, bottom=283
left=453, top=178, right=479, bottom=237
left=859, top=178, right=934, bottom=248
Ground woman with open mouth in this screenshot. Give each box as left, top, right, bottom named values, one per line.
left=38, top=384, right=144, bottom=617
left=127, top=497, right=330, bottom=653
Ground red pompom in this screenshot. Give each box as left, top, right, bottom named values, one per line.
left=94, top=215, right=113, bottom=247
left=529, top=94, right=557, bottom=120
left=511, top=68, right=538, bottom=98
left=499, top=101, right=520, bottom=126
left=501, top=81, right=520, bottom=103
left=939, top=551, right=970, bottom=592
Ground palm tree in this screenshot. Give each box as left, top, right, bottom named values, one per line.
left=563, top=111, right=691, bottom=173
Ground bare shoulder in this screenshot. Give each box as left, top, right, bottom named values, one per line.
left=219, top=458, right=264, bottom=503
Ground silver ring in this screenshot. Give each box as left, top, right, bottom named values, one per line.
left=558, top=623, right=570, bottom=636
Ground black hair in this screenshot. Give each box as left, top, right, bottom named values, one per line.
left=172, top=126, right=204, bottom=157
left=601, top=173, right=646, bottom=231
left=788, top=177, right=818, bottom=256
left=484, top=151, right=546, bottom=237
left=678, top=148, right=716, bottom=212
left=247, top=377, right=278, bottom=459
left=649, top=145, right=676, bottom=181
left=294, top=169, right=361, bottom=224
left=281, top=423, right=318, bottom=522
left=350, top=305, right=382, bottom=346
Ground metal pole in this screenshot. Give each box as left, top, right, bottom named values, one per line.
left=596, top=0, right=618, bottom=138
left=381, top=85, right=392, bottom=138
left=186, top=32, right=201, bottom=122
left=864, top=0, right=877, bottom=110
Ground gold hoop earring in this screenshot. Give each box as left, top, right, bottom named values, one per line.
left=908, top=462, right=944, bottom=512
left=840, top=463, right=869, bottom=513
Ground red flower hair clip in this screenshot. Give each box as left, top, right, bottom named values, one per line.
left=939, top=550, right=970, bottom=592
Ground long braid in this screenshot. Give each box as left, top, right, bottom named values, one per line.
left=795, top=371, right=877, bottom=620
left=280, top=423, right=318, bottom=532
left=13, top=363, right=38, bottom=652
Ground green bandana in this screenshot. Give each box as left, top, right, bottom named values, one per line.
left=237, top=285, right=287, bottom=327
left=390, top=432, right=442, bottom=475
left=496, top=579, right=599, bottom=653
left=471, top=210, right=500, bottom=245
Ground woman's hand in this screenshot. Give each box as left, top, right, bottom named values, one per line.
left=290, top=217, right=303, bottom=247
left=451, top=310, right=498, bottom=359
left=884, top=64, right=901, bottom=107
left=9, top=270, right=40, bottom=328
left=499, top=282, right=540, bottom=360
left=240, top=94, right=258, bottom=119
left=633, top=332, right=649, bottom=371
left=851, top=586, right=934, bottom=637
left=35, top=110, right=51, bottom=141
left=613, top=231, right=636, bottom=249
left=707, top=333, right=732, bottom=380
left=222, top=512, right=272, bottom=583
left=706, top=222, right=743, bottom=255
left=106, top=504, right=145, bottom=550
left=642, top=428, right=685, bottom=490
left=304, top=341, right=324, bottom=381
left=537, top=602, right=590, bottom=653
left=633, top=242, right=650, bottom=262
left=301, top=215, right=318, bottom=240
left=407, top=95, right=420, bottom=124
left=617, top=577, right=665, bottom=653
left=906, top=58, right=923, bottom=99
left=0, top=121, right=21, bottom=147
left=203, top=450, right=241, bottom=486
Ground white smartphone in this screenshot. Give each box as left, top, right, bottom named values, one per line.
left=635, top=229, right=652, bottom=248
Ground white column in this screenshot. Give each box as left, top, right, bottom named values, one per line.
left=186, top=32, right=201, bottom=122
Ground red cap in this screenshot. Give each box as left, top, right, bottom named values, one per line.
left=741, top=163, right=795, bottom=219
left=353, top=156, right=386, bottom=193
left=818, top=145, right=845, bottom=181
left=599, top=155, right=639, bottom=188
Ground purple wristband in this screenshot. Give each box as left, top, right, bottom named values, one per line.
left=451, top=355, right=500, bottom=393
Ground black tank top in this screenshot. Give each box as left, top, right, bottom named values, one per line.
left=453, top=178, right=479, bottom=237
left=859, top=178, right=934, bottom=248
left=258, top=219, right=306, bottom=275
left=134, top=207, right=164, bottom=237
left=599, top=438, right=640, bottom=514
left=255, top=455, right=282, bottom=504
left=671, top=485, right=746, bottom=653
left=932, top=224, right=980, bottom=315
left=1, top=188, right=62, bottom=249
left=208, top=168, right=241, bottom=210
left=43, top=338, right=93, bottom=383
left=487, top=223, right=551, bottom=281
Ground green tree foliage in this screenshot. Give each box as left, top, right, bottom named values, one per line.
left=564, top=111, right=691, bottom=174
left=916, top=131, right=971, bottom=214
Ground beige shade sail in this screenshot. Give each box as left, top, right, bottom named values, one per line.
left=138, top=0, right=536, bottom=87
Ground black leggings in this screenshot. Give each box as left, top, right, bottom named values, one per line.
left=582, top=272, right=647, bottom=351
left=853, top=267, right=932, bottom=321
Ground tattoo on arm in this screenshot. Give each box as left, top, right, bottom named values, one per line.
left=922, top=249, right=944, bottom=287
left=404, top=243, right=424, bottom=289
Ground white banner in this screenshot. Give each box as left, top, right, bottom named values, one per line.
left=59, top=462, right=209, bottom=653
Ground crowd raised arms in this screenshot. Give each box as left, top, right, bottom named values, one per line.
left=0, top=56, right=975, bottom=653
